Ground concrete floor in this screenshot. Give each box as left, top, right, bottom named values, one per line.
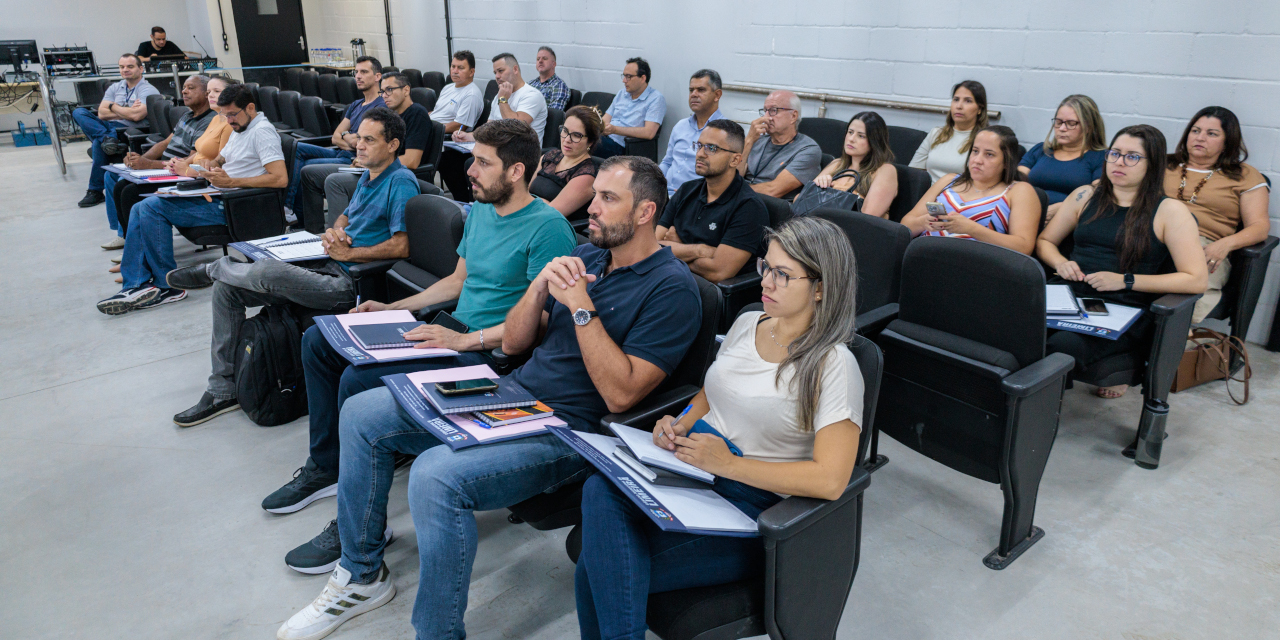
left=2, top=140, right=1277, bottom=640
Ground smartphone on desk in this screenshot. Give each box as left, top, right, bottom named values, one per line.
left=1080, top=298, right=1109, bottom=315
left=435, top=378, right=499, bottom=396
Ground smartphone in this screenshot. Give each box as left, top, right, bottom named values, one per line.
left=189, top=164, right=207, bottom=173
left=1080, top=298, right=1110, bottom=315
left=925, top=202, right=947, bottom=218
left=435, top=378, right=499, bottom=396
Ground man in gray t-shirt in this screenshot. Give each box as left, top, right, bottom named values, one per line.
left=739, top=89, right=822, bottom=200
left=72, top=53, right=162, bottom=210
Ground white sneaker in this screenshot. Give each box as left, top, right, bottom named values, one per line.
left=101, top=236, right=126, bottom=250
left=277, top=563, right=395, bottom=640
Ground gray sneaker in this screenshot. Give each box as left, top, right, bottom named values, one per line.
left=262, top=458, right=338, bottom=514
left=285, top=519, right=393, bottom=575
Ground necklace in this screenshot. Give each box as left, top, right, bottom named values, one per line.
left=1177, top=165, right=1213, bottom=204
left=769, top=321, right=791, bottom=349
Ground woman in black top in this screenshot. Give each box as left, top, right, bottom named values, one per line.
left=528, top=105, right=602, bottom=222
left=1037, top=124, right=1206, bottom=400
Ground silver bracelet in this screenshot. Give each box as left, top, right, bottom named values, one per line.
left=479, top=328, right=484, bottom=350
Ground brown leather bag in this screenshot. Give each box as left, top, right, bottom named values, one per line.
left=1171, top=328, right=1251, bottom=404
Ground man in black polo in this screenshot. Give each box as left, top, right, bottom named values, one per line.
left=656, top=119, right=768, bottom=283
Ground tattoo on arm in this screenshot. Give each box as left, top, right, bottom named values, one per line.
left=1075, top=190, right=1085, bottom=201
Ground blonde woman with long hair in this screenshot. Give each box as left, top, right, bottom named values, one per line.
left=1018, top=94, right=1108, bottom=222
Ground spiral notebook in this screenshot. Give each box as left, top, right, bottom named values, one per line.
left=232, top=232, right=327, bottom=262
left=348, top=322, right=427, bottom=350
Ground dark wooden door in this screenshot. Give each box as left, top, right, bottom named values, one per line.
left=230, top=0, right=309, bottom=67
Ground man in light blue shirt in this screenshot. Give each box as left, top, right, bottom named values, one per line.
left=597, top=57, right=666, bottom=158
left=659, top=68, right=725, bottom=196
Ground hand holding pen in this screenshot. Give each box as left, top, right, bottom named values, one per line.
left=653, top=405, right=693, bottom=451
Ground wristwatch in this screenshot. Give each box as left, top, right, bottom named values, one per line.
left=1124, top=273, right=1135, bottom=290
left=497, top=96, right=509, bottom=104
left=572, top=308, right=599, bottom=326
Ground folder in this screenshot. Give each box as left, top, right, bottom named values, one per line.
left=314, top=309, right=457, bottom=366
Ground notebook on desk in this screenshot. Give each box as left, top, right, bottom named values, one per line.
left=231, top=232, right=327, bottom=263
left=348, top=322, right=427, bottom=350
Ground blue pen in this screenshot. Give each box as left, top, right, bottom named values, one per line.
left=660, top=405, right=693, bottom=443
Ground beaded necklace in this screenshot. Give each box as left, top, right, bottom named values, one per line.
left=1177, top=164, right=1213, bottom=204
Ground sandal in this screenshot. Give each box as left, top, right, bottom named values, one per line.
left=109, top=264, right=120, bottom=273
left=1094, top=385, right=1128, bottom=399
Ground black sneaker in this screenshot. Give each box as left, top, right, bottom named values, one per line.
left=262, top=458, right=339, bottom=514
left=78, top=190, right=105, bottom=208
left=101, top=137, right=127, bottom=156
left=166, top=264, right=214, bottom=290
left=173, top=392, right=240, bottom=427
left=286, top=519, right=392, bottom=575
left=134, top=288, right=187, bottom=310
left=96, top=285, right=159, bottom=315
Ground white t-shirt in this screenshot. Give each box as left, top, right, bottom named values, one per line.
left=700, top=312, right=864, bottom=464
left=432, top=82, right=485, bottom=129
left=219, top=113, right=285, bottom=179
left=910, top=126, right=974, bottom=181
left=487, top=83, right=548, bottom=141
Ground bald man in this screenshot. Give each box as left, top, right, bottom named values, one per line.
left=738, top=90, right=822, bottom=200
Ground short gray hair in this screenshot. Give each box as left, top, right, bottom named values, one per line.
left=691, top=68, right=722, bottom=91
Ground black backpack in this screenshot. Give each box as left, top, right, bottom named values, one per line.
left=234, top=305, right=309, bottom=426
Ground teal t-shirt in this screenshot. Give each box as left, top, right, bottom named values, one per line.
left=454, top=197, right=577, bottom=329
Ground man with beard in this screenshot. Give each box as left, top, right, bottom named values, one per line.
left=263, top=118, right=576, bottom=578
left=163, top=106, right=415, bottom=426
left=276, top=156, right=701, bottom=640
left=656, top=119, right=768, bottom=283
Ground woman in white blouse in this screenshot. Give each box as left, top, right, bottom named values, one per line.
left=574, top=216, right=865, bottom=640
left=910, top=80, right=989, bottom=181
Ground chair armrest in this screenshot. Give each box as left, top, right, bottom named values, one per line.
left=854, top=303, right=898, bottom=336
left=758, top=467, right=870, bottom=542
left=599, top=385, right=701, bottom=430
left=412, top=299, right=459, bottom=321
left=624, top=136, right=659, bottom=161
left=1149, top=293, right=1200, bottom=318
left=1001, top=353, right=1075, bottom=399
left=292, top=134, right=333, bottom=146
left=1145, top=292, right=1201, bottom=400
left=347, top=259, right=398, bottom=280
left=1232, top=235, right=1278, bottom=260
left=715, top=272, right=763, bottom=295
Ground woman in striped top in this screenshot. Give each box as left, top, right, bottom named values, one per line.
left=902, top=125, right=1041, bottom=255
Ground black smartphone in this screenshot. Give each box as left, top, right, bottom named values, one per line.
left=429, top=310, right=470, bottom=334
left=1080, top=298, right=1110, bottom=315
left=925, top=202, right=947, bottom=218
left=435, top=378, right=499, bottom=396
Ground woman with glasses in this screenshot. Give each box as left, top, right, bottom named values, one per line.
left=1163, top=106, right=1271, bottom=323
left=1037, top=125, right=1207, bottom=402
left=1018, top=95, right=1107, bottom=223
left=528, top=105, right=603, bottom=222
left=910, top=80, right=989, bottom=181
left=574, top=216, right=865, bottom=640
left=811, top=111, right=899, bottom=218
left=901, top=125, right=1041, bottom=255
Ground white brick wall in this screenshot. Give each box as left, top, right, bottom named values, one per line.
left=305, top=0, right=1280, bottom=344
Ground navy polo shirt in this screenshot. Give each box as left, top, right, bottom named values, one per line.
left=659, top=173, right=770, bottom=257
left=509, top=243, right=702, bottom=433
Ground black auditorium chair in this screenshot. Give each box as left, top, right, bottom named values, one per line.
left=316, top=73, right=339, bottom=105
left=382, top=66, right=399, bottom=74
left=411, top=120, right=445, bottom=183
left=798, top=117, right=847, bottom=159
left=812, top=208, right=912, bottom=338
left=402, top=68, right=423, bottom=88
left=348, top=194, right=466, bottom=306
left=885, top=164, right=932, bottom=223
left=152, top=105, right=191, bottom=153
left=333, top=76, right=360, bottom=123
left=874, top=237, right=1074, bottom=568
left=276, top=90, right=311, bottom=136
left=886, top=126, right=928, bottom=166
left=422, top=71, right=446, bottom=94
left=505, top=275, right=726, bottom=534
left=529, top=154, right=605, bottom=233
left=543, top=108, right=565, bottom=149
left=299, top=70, right=320, bottom=98
left=580, top=91, right=613, bottom=112
left=243, top=82, right=262, bottom=112
left=708, top=194, right=793, bottom=331
left=566, top=88, right=582, bottom=109
left=258, top=86, right=294, bottom=133
left=1198, top=189, right=1278, bottom=372
left=282, top=67, right=304, bottom=92
left=125, top=95, right=172, bottom=152
left=1033, top=186, right=1050, bottom=231
left=176, top=135, right=298, bottom=253
left=476, top=80, right=500, bottom=125
left=409, top=87, right=437, bottom=112
left=295, top=96, right=334, bottom=144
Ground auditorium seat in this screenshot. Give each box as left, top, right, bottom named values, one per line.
left=294, top=96, right=334, bottom=144
left=886, top=126, right=928, bottom=165
left=886, top=164, right=932, bottom=223
left=316, top=72, right=339, bottom=105
left=543, top=107, right=565, bottom=150
left=402, top=68, right=423, bottom=88
left=421, top=71, right=446, bottom=94
left=175, top=134, right=298, bottom=253
left=298, top=70, right=320, bottom=98
left=566, top=88, right=582, bottom=109
left=409, top=87, right=437, bottom=112
left=579, top=91, right=613, bottom=112
left=874, top=236, right=1073, bottom=568
left=477, top=80, right=499, bottom=125
left=798, top=116, right=848, bottom=159
left=349, top=194, right=466, bottom=306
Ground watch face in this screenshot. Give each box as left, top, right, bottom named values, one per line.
left=573, top=308, right=590, bottom=326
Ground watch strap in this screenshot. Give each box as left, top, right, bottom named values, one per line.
left=1124, top=273, right=1135, bottom=290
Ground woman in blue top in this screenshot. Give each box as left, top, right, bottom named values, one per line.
left=1018, top=95, right=1107, bottom=223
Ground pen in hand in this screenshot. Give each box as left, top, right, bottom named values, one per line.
left=658, top=405, right=694, bottom=448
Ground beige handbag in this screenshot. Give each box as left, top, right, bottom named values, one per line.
left=1171, top=328, right=1251, bottom=404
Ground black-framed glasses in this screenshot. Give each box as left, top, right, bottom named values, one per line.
left=1051, top=118, right=1081, bottom=130
left=559, top=125, right=586, bottom=143
left=1105, top=149, right=1145, bottom=167
left=379, top=84, right=407, bottom=96
left=757, top=258, right=819, bottom=288
left=758, top=107, right=796, bottom=117
left=621, top=73, right=639, bottom=81
left=222, top=108, right=245, bottom=120
left=692, top=141, right=741, bottom=155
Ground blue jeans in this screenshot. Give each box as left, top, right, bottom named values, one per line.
left=120, top=196, right=225, bottom=289
left=300, top=325, right=492, bottom=474
left=104, top=172, right=122, bottom=235
left=594, top=136, right=626, bottom=159
left=336, top=387, right=589, bottom=638
left=72, top=107, right=132, bottom=191
left=574, top=473, right=782, bottom=640
left=289, top=143, right=353, bottom=211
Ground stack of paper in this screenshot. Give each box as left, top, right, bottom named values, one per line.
left=1046, top=284, right=1084, bottom=318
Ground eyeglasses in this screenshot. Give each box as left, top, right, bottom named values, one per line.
left=757, top=258, right=819, bottom=288
left=621, top=73, right=639, bottom=81
left=758, top=107, right=796, bottom=117
left=1105, top=149, right=1146, bottom=167
left=379, top=84, right=407, bottom=96
left=692, top=141, right=741, bottom=155
left=222, top=108, right=245, bottom=120
left=1051, top=118, right=1081, bottom=130
left=559, top=125, right=586, bottom=143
